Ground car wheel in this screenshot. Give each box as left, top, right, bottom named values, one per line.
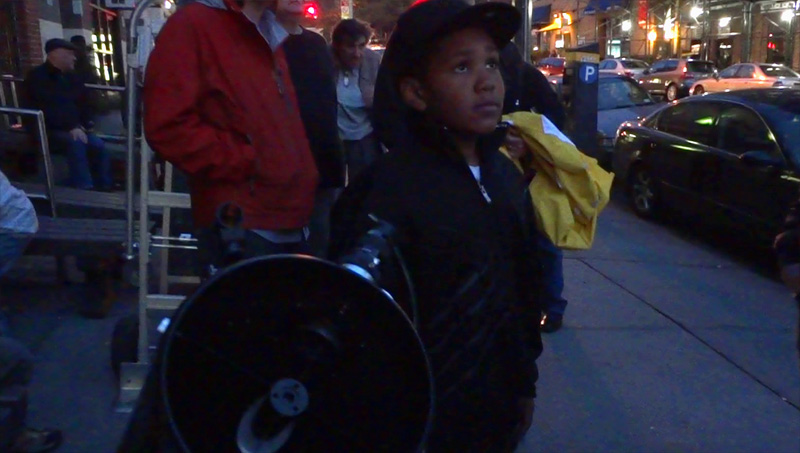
left=665, top=84, right=679, bottom=101
left=693, top=85, right=705, bottom=96
left=628, top=165, right=659, bottom=218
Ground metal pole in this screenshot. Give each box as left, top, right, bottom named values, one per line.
left=36, top=112, right=57, bottom=218
left=0, top=81, right=8, bottom=128
left=0, top=107, right=58, bottom=217
left=742, top=1, right=753, bottom=64
left=701, top=0, right=709, bottom=60
left=515, top=0, right=532, bottom=63
left=125, top=0, right=156, bottom=261
left=675, top=0, right=681, bottom=57
left=9, top=79, right=21, bottom=124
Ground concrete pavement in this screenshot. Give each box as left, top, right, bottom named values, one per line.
left=522, top=200, right=800, bottom=453
left=1, top=196, right=798, bottom=452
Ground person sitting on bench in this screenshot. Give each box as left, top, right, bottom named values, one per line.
left=23, top=39, right=113, bottom=191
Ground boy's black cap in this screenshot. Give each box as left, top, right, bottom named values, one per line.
left=45, top=38, right=77, bottom=54
left=385, top=0, right=521, bottom=77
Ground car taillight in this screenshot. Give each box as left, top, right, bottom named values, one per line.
left=680, top=67, right=689, bottom=79
left=624, top=70, right=634, bottom=78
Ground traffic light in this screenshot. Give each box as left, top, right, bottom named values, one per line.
left=303, top=2, right=319, bottom=19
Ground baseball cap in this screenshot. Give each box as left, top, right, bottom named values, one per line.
left=45, top=38, right=77, bottom=54
left=383, top=0, right=521, bottom=78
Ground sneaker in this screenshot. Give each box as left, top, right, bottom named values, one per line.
left=540, top=314, right=563, bottom=334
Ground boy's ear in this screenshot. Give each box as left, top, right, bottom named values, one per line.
left=399, top=77, right=428, bottom=112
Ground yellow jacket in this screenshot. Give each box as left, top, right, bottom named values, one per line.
left=500, top=111, right=614, bottom=250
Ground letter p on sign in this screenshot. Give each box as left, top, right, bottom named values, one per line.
left=580, top=65, right=598, bottom=84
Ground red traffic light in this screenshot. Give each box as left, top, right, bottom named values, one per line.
left=303, top=2, right=318, bottom=19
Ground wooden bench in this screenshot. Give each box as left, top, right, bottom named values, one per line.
left=24, top=216, right=128, bottom=257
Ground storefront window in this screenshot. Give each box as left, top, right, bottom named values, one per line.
left=766, top=18, right=789, bottom=64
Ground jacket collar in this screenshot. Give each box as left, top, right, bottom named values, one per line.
left=195, top=0, right=288, bottom=51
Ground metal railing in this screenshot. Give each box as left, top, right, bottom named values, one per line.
left=1, top=75, right=131, bottom=142
left=2, top=72, right=138, bottom=257
left=0, top=107, right=58, bottom=218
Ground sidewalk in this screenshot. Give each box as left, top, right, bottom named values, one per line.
left=521, top=203, right=800, bottom=452
left=1, top=198, right=799, bottom=452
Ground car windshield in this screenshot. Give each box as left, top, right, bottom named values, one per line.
left=597, top=78, right=653, bottom=110
left=621, top=60, right=648, bottom=69
left=762, top=105, right=800, bottom=164
left=759, top=65, right=800, bottom=78
left=686, top=61, right=715, bottom=73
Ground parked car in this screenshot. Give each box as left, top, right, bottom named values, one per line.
left=637, top=59, right=717, bottom=101
left=689, top=63, right=800, bottom=95
left=550, top=74, right=663, bottom=166
left=536, top=57, right=566, bottom=77
left=599, top=58, right=650, bottom=78
left=613, top=88, right=800, bottom=243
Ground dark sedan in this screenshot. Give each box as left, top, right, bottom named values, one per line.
left=613, top=88, right=800, bottom=242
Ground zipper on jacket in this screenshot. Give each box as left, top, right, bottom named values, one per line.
left=478, top=182, right=492, bottom=204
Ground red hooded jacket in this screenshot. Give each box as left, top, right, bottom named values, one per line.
left=143, top=0, right=318, bottom=230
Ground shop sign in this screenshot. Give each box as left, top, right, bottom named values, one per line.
left=761, top=1, right=796, bottom=12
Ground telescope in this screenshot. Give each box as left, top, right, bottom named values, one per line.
left=144, top=219, right=434, bottom=452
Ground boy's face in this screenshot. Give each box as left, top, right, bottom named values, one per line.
left=402, top=27, right=504, bottom=136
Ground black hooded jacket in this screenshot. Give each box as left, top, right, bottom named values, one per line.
left=329, top=111, right=544, bottom=446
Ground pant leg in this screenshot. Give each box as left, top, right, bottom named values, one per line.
left=534, top=229, right=568, bottom=317
left=344, top=133, right=381, bottom=184
left=51, top=132, right=94, bottom=189
left=86, top=134, right=113, bottom=189
left=308, top=188, right=340, bottom=259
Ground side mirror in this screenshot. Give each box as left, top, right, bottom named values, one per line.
left=739, top=150, right=784, bottom=168
left=643, top=68, right=651, bottom=75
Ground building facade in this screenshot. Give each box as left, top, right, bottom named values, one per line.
left=527, top=0, right=800, bottom=70
left=0, top=0, right=143, bottom=83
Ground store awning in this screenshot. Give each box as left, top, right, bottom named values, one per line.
left=536, top=22, right=562, bottom=32
left=532, top=5, right=552, bottom=25
left=584, top=0, right=626, bottom=15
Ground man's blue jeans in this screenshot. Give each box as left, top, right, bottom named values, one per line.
left=533, top=229, right=568, bottom=317
left=51, top=131, right=112, bottom=190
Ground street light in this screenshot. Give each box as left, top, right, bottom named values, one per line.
left=782, top=9, right=794, bottom=22
left=622, top=20, right=632, bottom=32
left=648, top=30, right=658, bottom=41
left=690, top=6, right=703, bottom=19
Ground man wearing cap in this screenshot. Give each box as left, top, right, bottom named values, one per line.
left=23, top=38, right=113, bottom=191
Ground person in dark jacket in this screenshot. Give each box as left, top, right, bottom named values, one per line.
left=24, top=38, right=112, bottom=190
left=329, top=0, right=542, bottom=450
left=69, top=35, right=99, bottom=86
left=276, top=0, right=344, bottom=257
left=375, top=0, right=570, bottom=333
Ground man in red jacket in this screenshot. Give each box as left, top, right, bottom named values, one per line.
left=144, top=0, right=319, bottom=271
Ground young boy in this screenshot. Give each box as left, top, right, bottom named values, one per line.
left=330, top=0, right=543, bottom=450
